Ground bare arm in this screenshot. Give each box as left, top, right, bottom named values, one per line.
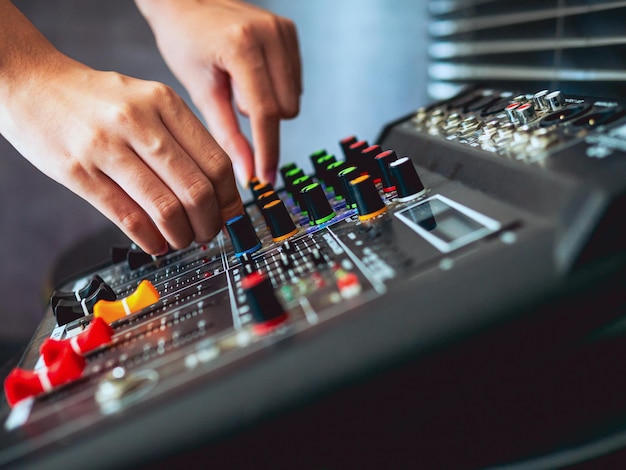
left=0, top=0, right=243, bottom=255
left=135, top=0, right=302, bottom=186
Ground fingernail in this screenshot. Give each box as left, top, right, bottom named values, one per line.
left=232, top=162, right=249, bottom=187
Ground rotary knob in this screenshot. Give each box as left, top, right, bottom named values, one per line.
left=325, top=160, right=347, bottom=195
left=349, top=174, right=387, bottom=221
left=301, top=182, right=336, bottom=225
left=389, top=157, right=426, bottom=202
left=336, top=166, right=360, bottom=209
left=375, top=149, right=399, bottom=192
left=225, top=213, right=262, bottom=256
left=262, top=199, right=299, bottom=242
left=241, top=272, right=288, bottom=335
left=255, top=189, right=280, bottom=210
left=340, top=135, right=358, bottom=165
left=291, top=175, right=313, bottom=213
left=361, top=145, right=384, bottom=182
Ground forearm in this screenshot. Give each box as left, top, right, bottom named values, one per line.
left=0, top=1, right=64, bottom=99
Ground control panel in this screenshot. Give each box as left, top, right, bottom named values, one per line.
left=2, top=86, right=626, bottom=469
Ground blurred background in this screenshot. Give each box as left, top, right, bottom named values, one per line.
left=0, top=0, right=429, bottom=363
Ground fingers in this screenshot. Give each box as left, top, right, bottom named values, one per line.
left=221, top=15, right=302, bottom=185
left=156, top=88, right=244, bottom=227
left=96, top=84, right=244, bottom=253
left=199, top=73, right=256, bottom=186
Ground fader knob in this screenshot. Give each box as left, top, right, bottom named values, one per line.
left=300, top=182, right=336, bottom=225
left=225, top=213, right=262, bottom=256
left=389, top=157, right=426, bottom=202
left=128, top=248, right=158, bottom=271
left=349, top=174, right=387, bottom=221
left=50, top=274, right=105, bottom=310
left=262, top=199, right=299, bottom=242
left=241, top=272, right=288, bottom=335
left=54, top=282, right=117, bottom=326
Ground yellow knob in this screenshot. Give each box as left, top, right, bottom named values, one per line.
left=93, top=280, right=160, bottom=324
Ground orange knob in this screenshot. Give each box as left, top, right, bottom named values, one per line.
left=93, top=280, right=159, bottom=324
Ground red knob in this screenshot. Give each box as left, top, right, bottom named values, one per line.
left=4, top=348, right=85, bottom=407
left=40, top=317, right=114, bottom=366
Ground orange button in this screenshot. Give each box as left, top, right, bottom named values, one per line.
left=94, top=280, right=159, bottom=324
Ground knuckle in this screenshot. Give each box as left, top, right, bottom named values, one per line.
left=206, top=151, right=235, bottom=179
left=184, top=178, right=214, bottom=207
left=148, top=81, right=176, bottom=103
left=152, top=193, right=183, bottom=224
left=118, top=209, right=149, bottom=237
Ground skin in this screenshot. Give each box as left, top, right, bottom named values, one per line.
left=0, top=0, right=302, bottom=255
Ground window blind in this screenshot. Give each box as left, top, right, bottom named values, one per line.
left=427, top=0, right=626, bottom=99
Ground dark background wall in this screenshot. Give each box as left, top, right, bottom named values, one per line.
left=0, top=1, right=429, bottom=360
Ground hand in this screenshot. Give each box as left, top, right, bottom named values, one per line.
left=135, top=0, right=302, bottom=186
left=0, top=29, right=243, bottom=255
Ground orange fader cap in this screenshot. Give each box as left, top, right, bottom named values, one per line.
left=93, top=280, right=160, bottom=324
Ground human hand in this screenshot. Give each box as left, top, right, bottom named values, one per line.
left=135, top=0, right=302, bottom=186
left=0, top=45, right=243, bottom=255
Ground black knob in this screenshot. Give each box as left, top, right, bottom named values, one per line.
left=225, top=213, right=262, bottom=256
left=247, top=176, right=260, bottom=199
left=348, top=140, right=369, bottom=174
left=300, top=182, right=336, bottom=225
left=375, top=149, right=399, bottom=193
left=255, top=189, right=280, bottom=210
left=389, top=157, right=426, bottom=202
left=262, top=199, right=299, bottom=242
left=279, top=162, right=297, bottom=181
left=111, top=245, right=131, bottom=264
left=54, top=282, right=117, bottom=326
left=283, top=167, right=305, bottom=195
left=241, top=272, right=288, bottom=334
left=336, top=166, right=360, bottom=208
left=325, top=160, right=347, bottom=194
left=349, top=174, right=387, bottom=221
left=50, top=274, right=105, bottom=310
left=291, top=175, right=312, bottom=213
left=309, top=148, right=327, bottom=174
left=339, top=135, right=358, bottom=164
left=251, top=181, right=274, bottom=200
left=312, top=153, right=336, bottom=184
left=128, top=248, right=158, bottom=271
left=361, top=145, right=384, bottom=181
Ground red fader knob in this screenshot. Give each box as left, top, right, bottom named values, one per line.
left=40, top=317, right=114, bottom=366
left=4, top=348, right=85, bottom=407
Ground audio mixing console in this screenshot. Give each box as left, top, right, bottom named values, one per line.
left=2, top=86, right=626, bottom=469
